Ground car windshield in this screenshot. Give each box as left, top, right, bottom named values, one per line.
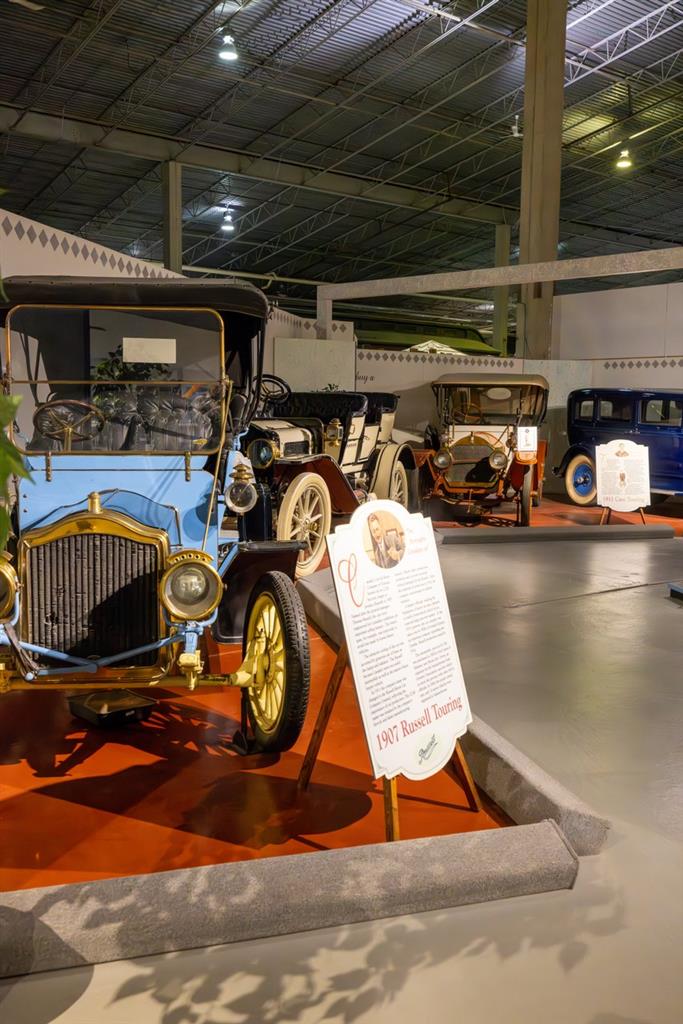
left=6, top=306, right=225, bottom=454
left=436, top=383, right=546, bottom=426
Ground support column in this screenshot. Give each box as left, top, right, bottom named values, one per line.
left=492, top=223, right=511, bottom=355
left=162, top=161, right=182, bottom=273
left=518, top=0, right=567, bottom=359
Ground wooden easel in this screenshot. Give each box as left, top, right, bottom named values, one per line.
left=297, top=640, right=482, bottom=842
left=599, top=506, right=647, bottom=525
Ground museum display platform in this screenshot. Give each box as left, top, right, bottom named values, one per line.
left=428, top=493, right=683, bottom=535
left=0, top=630, right=507, bottom=893
left=0, top=616, right=588, bottom=977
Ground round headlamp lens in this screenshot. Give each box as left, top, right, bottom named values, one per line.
left=247, top=438, right=275, bottom=469
left=225, top=480, right=258, bottom=514
left=170, top=566, right=209, bottom=605
left=161, top=556, right=222, bottom=620
left=433, top=448, right=451, bottom=470
left=489, top=450, right=507, bottom=471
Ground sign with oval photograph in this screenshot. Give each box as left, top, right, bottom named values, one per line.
left=327, top=500, right=472, bottom=781
left=596, top=438, right=651, bottom=512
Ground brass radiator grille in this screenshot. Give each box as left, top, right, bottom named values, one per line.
left=24, top=533, right=159, bottom=665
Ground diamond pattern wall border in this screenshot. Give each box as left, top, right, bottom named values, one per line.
left=1, top=210, right=178, bottom=280
left=357, top=350, right=516, bottom=368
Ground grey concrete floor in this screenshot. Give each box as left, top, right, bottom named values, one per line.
left=2, top=537, right=682, bottom=1023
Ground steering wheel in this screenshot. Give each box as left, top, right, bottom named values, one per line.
left=259, top=374, right=291, bottom=407
left=452, top=404, right=481, bottom=425
left=33, top=399, right=105, bottom=450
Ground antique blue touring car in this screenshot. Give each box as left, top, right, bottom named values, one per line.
left=0, top=277, right=309, bottom=752
left=556, top=386, right=683, bottom=506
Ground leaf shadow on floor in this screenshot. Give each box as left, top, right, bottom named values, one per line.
left=0, top=851, right=626, bottom=1024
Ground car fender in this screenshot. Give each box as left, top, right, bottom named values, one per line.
left=214, top=540, right=304, bottom=642
left=554, top=444, right=595, bottom=477
left=370, top=443, right=418, bottom=508
left=275, top=454, right=359, bottom=514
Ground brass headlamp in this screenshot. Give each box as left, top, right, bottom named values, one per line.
left=0, top=553, right=18, bottom=622
left=160, top=550, right=223, bottom=621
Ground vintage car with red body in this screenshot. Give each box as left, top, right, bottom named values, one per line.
left=419, top=372, right=549, bottom=525
left=241, top=377, right=417, bottom=576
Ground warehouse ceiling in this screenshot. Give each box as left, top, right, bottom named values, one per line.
left=1, top=0, right=683, bottom=328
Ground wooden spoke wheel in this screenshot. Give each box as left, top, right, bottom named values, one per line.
left=388, top=461, right=409, bottom=507
left=277, top=472, right=332, bottom=578
left=519, top=469, right=532, bottom=527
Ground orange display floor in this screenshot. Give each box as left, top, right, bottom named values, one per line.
left=0, top=630, right=505, bottom=893
left=430, top=493, right=683, bottom=534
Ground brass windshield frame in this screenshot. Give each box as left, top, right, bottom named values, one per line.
left=5, top=303, right=228, bottom=456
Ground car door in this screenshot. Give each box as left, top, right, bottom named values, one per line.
left=636, top=395, right=683, bottom=492
left=594, top=392, right=636, bottom=446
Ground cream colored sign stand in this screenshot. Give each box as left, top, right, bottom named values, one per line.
left=596, top=439, right=650, bottom=524
left=297, top=501, right=480, bottom=841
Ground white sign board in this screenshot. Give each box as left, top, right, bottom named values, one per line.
left=517, top=425, right=538, bottom=453
left=327, top=500, right=472, bottom=781
left=596, top=439, right=651, bottom=512
left=122, top=337, right=177, bottom=364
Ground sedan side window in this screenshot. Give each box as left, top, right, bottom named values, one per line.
left=574, top=398, right=594, bottom=421
left=598, top=397, right=632, bottom=422
left=640, top=399, right=683, bottom=426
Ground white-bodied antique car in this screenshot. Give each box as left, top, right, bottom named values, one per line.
left=419, top=372, right=549, bottom=525
left=240, top=376, right=417, bottom=576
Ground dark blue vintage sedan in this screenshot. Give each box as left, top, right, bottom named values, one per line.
left=555, top=387, right=683, bottom=505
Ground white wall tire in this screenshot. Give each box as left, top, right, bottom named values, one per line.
left=388, top=461, right=409, bottom=507
left=565, top=454, right=597, bottom=506
left=277, top=473, right=332, bottom=578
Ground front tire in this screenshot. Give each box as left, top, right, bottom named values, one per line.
left=243, top=571, right=310, bottom=752
left=388, top=460, right=409, bottom=507
left=519, top=469, right=532, bottom=526
left=565, top=454, right=597, bottom=506
left=277, top=472, right=332, bottom=578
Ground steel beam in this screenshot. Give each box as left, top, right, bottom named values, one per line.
left=314, top=245, right=683, bottom=334
left=0, top=103, right=512, bottom=226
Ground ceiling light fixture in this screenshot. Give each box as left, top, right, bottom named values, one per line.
left=221, top=209, right=235, bottom=232
left=615, top=148, right=633, bottom=170
left=219, top=32, right=238, bottom=61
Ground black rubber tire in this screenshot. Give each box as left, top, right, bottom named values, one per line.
left=647, top=492, right=669, bottom=507
left=242, top=571, right=310, bottom=752
left=519, top=469, right=532, bottom=526
left=532, top=478, right=543, bottom=508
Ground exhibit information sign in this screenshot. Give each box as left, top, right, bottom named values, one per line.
left=516, top=425, right=538, bottom=452
left=596, top=439, right=651, bottom=512
left=327, top=499, right=472, bottom=781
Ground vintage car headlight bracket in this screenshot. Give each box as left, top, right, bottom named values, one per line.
left=160, top=550, right=223, bottom=621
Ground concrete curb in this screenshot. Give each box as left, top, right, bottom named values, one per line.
left=438, top=525, right=675, bottom=544
left=298, top=571, right=610, bottom=857
left=462, top=717, right=609, bottom=856
left=0, top=820, right=577, bottom=978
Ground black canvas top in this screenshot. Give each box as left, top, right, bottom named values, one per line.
left=1, top=276, right=269, bottom=320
